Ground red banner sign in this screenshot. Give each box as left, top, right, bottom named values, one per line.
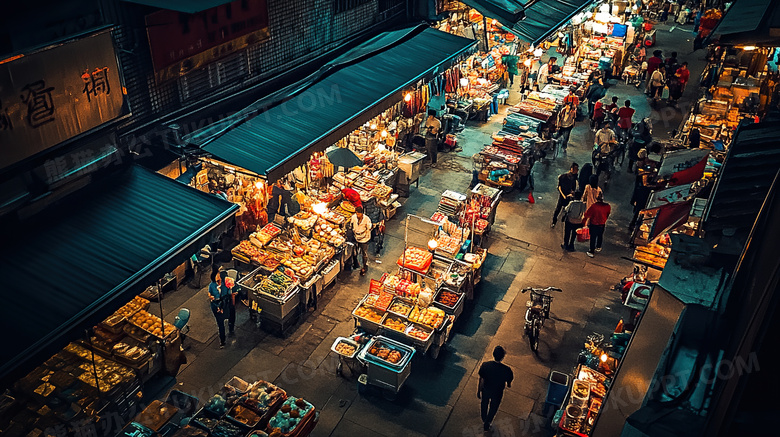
left=146, top=0, right=269, bottom=83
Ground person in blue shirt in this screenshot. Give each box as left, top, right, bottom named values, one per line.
left=208, top=270, right=230, bottom=348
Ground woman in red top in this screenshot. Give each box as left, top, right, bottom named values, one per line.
left=583, top=193, right=611, bottom=257
left=675, top=62, right=690, bottom=92
left=616, top=100, right=635, bottom=139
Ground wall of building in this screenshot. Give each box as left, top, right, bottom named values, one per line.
left=108, top=0, right=407, bottom=137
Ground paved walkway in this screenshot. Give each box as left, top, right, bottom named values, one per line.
left=153, top=20, right=704, bottom=437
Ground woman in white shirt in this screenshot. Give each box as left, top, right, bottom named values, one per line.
left=582, top=174, right=603, bottom=212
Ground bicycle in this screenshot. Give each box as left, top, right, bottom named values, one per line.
left=521, top=287, right=563, bottom=352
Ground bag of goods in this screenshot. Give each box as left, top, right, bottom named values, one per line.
left=397, top=247, right=433, bottom=272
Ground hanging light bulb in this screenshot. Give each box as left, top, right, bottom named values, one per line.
left=600, top=353, right=608, bottom=362
left=523, top=58, right=532, bottom=67
left=380, top=130, right=388, bottom=138
left=428, top=239, right=438, bottom=251
left=491, top=19, right=497, bottom=26
left=404, top=92, right=412, bottom=102
left=370, top=123, right=377, bottom=130
left=534, top=48, right=543, bottom=57
left=255, top=180, right=263, bottom=189
left=459, top=77, right=469, bottom=87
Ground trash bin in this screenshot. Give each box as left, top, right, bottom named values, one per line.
left=545, top=370, right=570, bottom=410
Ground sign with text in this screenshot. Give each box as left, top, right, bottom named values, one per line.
left=646, top=183, right=694, bottom=209
left=0, top=31, right=125, bottom=170
left=146, top=0, right=270, bottom=83
left=657, top=149, right=709, bottom=182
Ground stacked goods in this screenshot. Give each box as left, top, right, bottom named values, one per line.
left=406, top=325, right=432, bottom=341
left=259, top=271, right=295, bottom=298
left=397, top=247, right=433, bottom=272
left=367, top=341, right=406, bottom=365
left=436, top=235, right=461, bottom=257
left=267, top=397, right=314, bottom=436
left=353, top=304, right=384, bottom=323
left=315, top=209, right=346, bottom=226
left=430, top=212, right=447, bottom=223
left=128, top=311, right=178, bottom=339
left=112, top=342, right=150, bottom=364
left=382, top=315, right=408, bottom=333
left=436, top=289, right=461, bottom=307
left=372, top=292, right=393, bottom=311
left=313, top=219, right=345, bottom=246
left=408, top=306, right=445, bottom=329
left=266, top=238, right=292, bottom=254
left=282, top=255, right=315, bottom=279
left=290, top=212, right=318, bottom=230
left=387, top=299, right=413, bottom=318
left=113, top=296, right=150, bottom=320
left=370, top=184, right=392, bottom=199
left=252, top=224, right=281, bottom=246
left=382, top=275, right=420, bottom=300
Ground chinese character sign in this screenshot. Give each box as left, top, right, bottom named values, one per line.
left=0, top=31, right=125, bottom=170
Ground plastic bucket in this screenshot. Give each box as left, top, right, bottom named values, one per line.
left=545, top=371, right=570, bottom=407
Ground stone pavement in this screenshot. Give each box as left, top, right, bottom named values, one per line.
left=152, top=20, right=705, bottom=437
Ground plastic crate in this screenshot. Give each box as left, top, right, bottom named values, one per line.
left=546, top=370, right=570, bottom=407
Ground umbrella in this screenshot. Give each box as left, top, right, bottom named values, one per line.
left=327, top=148, right=362, bottom=169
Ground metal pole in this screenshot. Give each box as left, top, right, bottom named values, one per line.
left=482, top=16, right=489, bottom=52
left=158, top=278, right=167, bottom=364
left=86, top=330, right=102, bottom=394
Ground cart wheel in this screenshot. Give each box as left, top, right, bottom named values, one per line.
left=430, top=345, right=441, bottom=359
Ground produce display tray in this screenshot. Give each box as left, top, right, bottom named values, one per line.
left=433, top=288, right=466, bottom=318
left=330, top=337, right=361, bottom=359
left=352, top=302, right=386, bottom=335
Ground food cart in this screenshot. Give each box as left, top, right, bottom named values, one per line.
left=238, top=267, right=301, bottom=336
left=396, top=151, right=427, bottom=196
left=357, top=336, right=415, bottom=394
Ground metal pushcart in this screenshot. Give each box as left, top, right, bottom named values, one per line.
left=356, top=335, right=415, bottom=395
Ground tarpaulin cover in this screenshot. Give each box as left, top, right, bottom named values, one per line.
left=509, top=0, right=594, bottom=45
left=121, top=0, right=235, bottom=13
left=0, top=165, right=237, bottom=386
left=202, top=26, right=476, bottom=183
left=460, top=0, right=525, bottom=25
left=708, top=0, right=780, bottom=46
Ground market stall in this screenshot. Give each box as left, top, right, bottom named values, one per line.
left=176, top=375, right=319, bottom=437
left=552, top=324, right=633, bottom=437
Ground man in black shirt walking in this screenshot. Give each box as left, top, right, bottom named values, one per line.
left=478, top=346, right=514, bottom=431
left=551, top=163, right=579, bottom=228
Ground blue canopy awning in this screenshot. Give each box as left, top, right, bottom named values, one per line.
left=0, top=165, right=238, bottom=386
left=202, top=25, right=476, bottom=182
left=460, top=0, right=525, bottom=25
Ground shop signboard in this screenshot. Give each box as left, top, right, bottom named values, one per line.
left=146, top=0, right=270, bottom=84
left=646, top=183, right=694, bottom=209
left=0, top=31, right=125, bottom=170
left=657, top=148, right=709, bottom=185
left=623, top=282, right=652, bottom=311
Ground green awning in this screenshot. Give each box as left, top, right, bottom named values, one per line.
left=202, top=25, right=476, bottom=182
left=460, top=0, right=525, bottom=25
left=121, top=0, right=235, bottom=13
left=510, top=0, right=594, bottom=46
left=0, top=165, right=237, bottom=386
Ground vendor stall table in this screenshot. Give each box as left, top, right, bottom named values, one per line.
left=397, top=151, right=426, bottom=197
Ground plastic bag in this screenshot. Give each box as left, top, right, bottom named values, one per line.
left=527, top=191, right=535, bottom=204
left=576, top=227, right=590, bottom=241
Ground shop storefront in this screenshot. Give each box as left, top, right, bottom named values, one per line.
left=0, top=165, right=238, bottom=436
left=163, top=26, right=476, bottom=335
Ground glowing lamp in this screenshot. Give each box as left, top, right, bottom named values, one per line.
left=742, top=46, right=756, bottom=51
left=600, top=353, right=608, bottom=362
left=428, top=239, right=438, bottom=251
left=255, top=181, right=264, bottom=189
left=491, top=19, right=498, bottom=26
left=380, top=130, right=388, bottom=138
left=523, top=58, right=532, bottom=67
left=533, top=48, right=543, bottom=57
left=460, top=77, right=469, bottom=87
left=404, top=92, right=412, bottom=102
left=312, top=202, right=328, bottom=215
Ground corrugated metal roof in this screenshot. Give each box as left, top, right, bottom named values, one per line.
left=703, top=121, right=780, bottom=234
left=0, top=165, right=237, bottom=386
left=202, top=26, right=476, bottom=182
left=509, top=0, right=594, bottom=45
